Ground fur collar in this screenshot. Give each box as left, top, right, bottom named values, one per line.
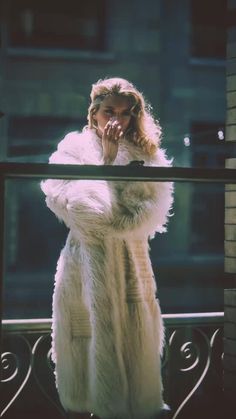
left=53, top=128, right=172, bottom=168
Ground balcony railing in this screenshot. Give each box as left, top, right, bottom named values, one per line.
left=1, top=162, right=235, bottom=418
left=1, top=313, right=223, bottom=419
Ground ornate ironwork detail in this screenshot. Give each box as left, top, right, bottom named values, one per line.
left=1, top=335, right=33, bottom=416
left=1, top=319, right=223, bottom=418
left=1, top=352, right=19, bottom=383
left=165, top=327, right=223, bottom=419
left=1, top=332, right=65, bottom=418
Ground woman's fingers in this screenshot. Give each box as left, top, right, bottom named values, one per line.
left=119, top=130, right=124, bottom=138
left=102, top=122, right=123, bottom=162
left=104, top=120, right=123, bottom=138
left=103, top=123, right=112, bottom=139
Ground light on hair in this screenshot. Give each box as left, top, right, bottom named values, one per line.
left=87, top=77, right=161, bottom=155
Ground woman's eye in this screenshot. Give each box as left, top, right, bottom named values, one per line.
left=123, top=111, right=131, bottom=117
left=104, top=109, right=113, bottom=115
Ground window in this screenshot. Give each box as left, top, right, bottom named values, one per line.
left=190, top=122, right=227, bottom=254
left=191, top=0, right=226, bottom=59
left=7, top=115, right=86, bottom=159
left=190, top=122, right=228, bottom=168
left=8, top=0, right=106, bottom=51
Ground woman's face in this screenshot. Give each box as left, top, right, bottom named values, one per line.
left=93, top=95, right=133, bottom=137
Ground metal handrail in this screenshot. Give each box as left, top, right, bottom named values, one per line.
left=2, top=312, right=224, bottom=332
left=0, top=162, right=236, bottom=182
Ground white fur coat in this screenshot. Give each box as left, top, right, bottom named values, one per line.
left=41, top=128, right=173, bottom=419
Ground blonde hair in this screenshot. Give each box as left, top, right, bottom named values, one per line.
left=87, top=77, right=162, bottom=156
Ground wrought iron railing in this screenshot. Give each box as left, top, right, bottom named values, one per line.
left=1, top=313, right=223, bottom=419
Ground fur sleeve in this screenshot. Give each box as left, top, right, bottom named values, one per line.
left=41, top=132, right=173, bottom=239
left=110, top=148, right=174, bottom=238
left=40, top=132, right=114, bottom=238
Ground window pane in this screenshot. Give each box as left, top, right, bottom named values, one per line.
left=7, top=116, right=86, bottom=161
left=190, top=122, right=227, bottom=168
left=191, top=0, right=226, bottom=58
left=8, top=0, right=106, bottom=51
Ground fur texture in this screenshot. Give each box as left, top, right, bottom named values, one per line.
left=41, top=129, right=173, bottom=419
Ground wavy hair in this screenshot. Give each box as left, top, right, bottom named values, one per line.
left=87, top=77, right=162, bottom=156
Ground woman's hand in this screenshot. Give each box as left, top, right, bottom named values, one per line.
left=102, top=119, right=123, bottom=164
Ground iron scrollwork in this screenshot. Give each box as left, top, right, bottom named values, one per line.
left=1, top=321, right=223, bottom=418
left=1, top=332, right=65, bottom=418
left=164, top=326, right=223, bottom=419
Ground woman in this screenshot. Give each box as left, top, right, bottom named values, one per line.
left=41, top=77, right=173, bottom=419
